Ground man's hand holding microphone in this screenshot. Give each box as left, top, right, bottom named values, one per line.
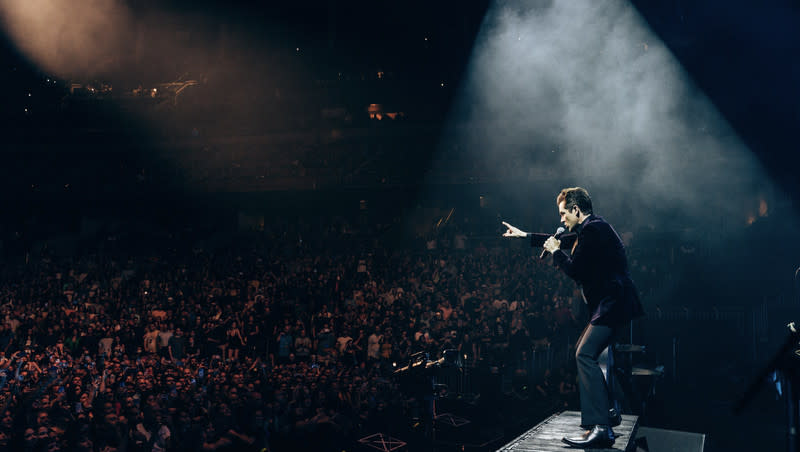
left=542, top=233, right=563, bottom=256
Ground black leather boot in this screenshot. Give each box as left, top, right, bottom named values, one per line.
left=562, top=424, right=615, bottom=448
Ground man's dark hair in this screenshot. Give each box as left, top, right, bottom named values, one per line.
left=557, top=187, right=593, bottom=215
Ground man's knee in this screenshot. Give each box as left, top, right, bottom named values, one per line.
left=575, top=347, right=595, bottom=365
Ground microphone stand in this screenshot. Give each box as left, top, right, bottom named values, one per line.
left=734, top=267, right=800, bottom=452
left=734, top=323, right=800, bottom=452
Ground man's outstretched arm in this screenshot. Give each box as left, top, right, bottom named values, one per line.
left=501, top=221, right=528, bottom=238
left=502, top=221, right=575, bottom=248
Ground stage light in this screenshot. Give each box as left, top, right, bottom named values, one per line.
left=439, top=0, right=777, bottom=229
left=0, top=0, right=135, bottom=78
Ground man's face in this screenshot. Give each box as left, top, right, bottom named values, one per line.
left=558, top=201, right=580, bottom=231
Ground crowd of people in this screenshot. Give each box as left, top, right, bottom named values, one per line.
left=0, top=214, right=644, bottom=451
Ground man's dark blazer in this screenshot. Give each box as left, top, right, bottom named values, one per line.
left=530, top=215, right=644, bottom=326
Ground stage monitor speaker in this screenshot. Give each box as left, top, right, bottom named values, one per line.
left=635, top=426, right=705, bottom=452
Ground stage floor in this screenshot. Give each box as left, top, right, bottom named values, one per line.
left=496, top=410, right=639, bottom=452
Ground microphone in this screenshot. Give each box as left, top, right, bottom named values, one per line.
left=539, top=227, right=566, bottom=259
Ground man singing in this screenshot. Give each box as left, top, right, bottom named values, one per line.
left=503, top=187, right=644, bottom=448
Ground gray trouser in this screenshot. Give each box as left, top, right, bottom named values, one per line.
left=575, top=323, right=616, bottom=427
